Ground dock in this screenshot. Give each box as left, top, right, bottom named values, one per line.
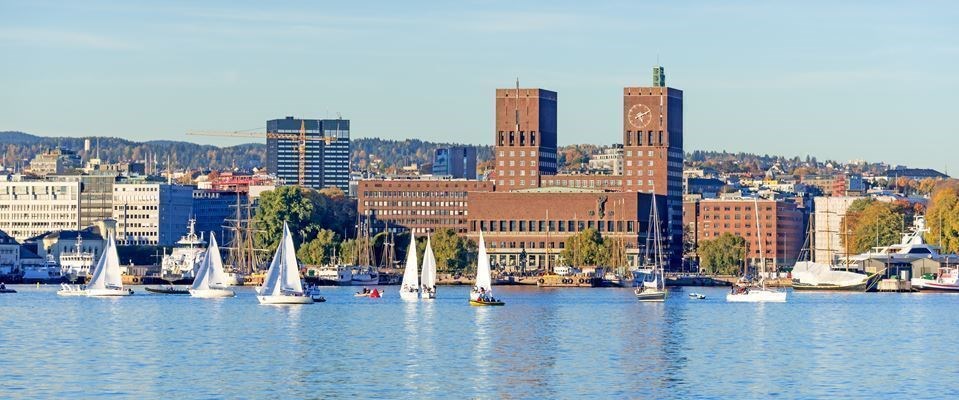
left=876, top=278, right=915, bottom=292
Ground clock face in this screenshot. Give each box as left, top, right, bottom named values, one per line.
left=627, top=103, right=653, bottom=129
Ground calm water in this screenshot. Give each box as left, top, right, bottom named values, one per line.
left=2, top=285, right=958, bottom=399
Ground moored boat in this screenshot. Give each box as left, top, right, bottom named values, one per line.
left=635, top=193, right=668, bottom=302
left=145, top=285, right=190, bottom=295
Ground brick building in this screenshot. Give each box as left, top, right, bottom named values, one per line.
left=357, top=179, right=493, bottom=234
left=685, top=198, right=804, bottom=270
left=357, top=67, right=684, bottom=270
left=467, top=188, right=661, bottom=270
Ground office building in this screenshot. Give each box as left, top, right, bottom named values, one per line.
left=193, top=189, right=243, bottom=242
left=266, top=116, right=350, bottom=192
left=492, top=88, right=558, bottom=191
left=0, top=177, right=82, bottom=242
left=432, top=146, right=477, bottom=179
left=112, top=183, right=194, bottom=246
left=358, top=178, right=493, bottom=234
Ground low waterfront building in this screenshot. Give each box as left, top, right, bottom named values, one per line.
left=0, top=230, right=20, bottom=276
left=112, top=182, right=194, bottom=246
left=686, top=197, right=805, bottom=270
left=466, top=187, right=662, bottom=271
left=38, top=228, right=106, bottom=262
left=0, top=177, right=82, bottom=242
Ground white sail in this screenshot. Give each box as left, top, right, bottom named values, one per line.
left=421, top=236, right=437, bottom=290
left=401, top=233, right=419, bottom=290
left=192, top=233, right=228, bottom=290
left=86, top=236, right=122, bottom=290
left=259, top=223, right=305, bottom=296
left=475, top=231, right=492, bottom=293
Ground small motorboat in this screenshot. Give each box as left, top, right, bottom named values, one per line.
left=0, top=286, right=16, bottom=294
left=145, top=285, right=190, bottom=295
left=688, top=292, right=706, bottom=299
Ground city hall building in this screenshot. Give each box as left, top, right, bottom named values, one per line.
left=358, top=67, right=684, bottom=270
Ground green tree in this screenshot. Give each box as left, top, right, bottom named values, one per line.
left=297, top=229, right=338, bottom=266
left=697, top=233, right=746, bottom=275
left=926, top=180, right=959, bottom=253
left=560, top=228, right=608, bottom=266
left=841, top=199, right=906, bottom=254
left=253, top=186, right=357, bottom=252
left=429, top=229, right=474, bottom=273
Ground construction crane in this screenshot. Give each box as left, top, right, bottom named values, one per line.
left=187, top=120, right=335, bottom=186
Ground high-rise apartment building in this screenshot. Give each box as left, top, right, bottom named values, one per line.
left=492, top=88, right=558, bottom=191
left=266, top=116, right=350, bottom=192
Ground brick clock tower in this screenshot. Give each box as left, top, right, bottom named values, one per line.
left=622, top=66, right=684, bottom=269
left=493, top=86, right=558, bottom=192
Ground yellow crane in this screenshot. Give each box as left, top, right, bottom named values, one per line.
left=187, top=120, right=335, bottom=186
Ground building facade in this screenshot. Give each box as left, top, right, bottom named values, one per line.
left=358, top=179, right=493, bottom=234
left=687, top=198, right=805, bottom=270
left=112, top=183, right=194, bottom=246
left=432, top=146, right=477, bottom=179
left=467, top=188, right=661, bottom=270
left=492, top=88, right=558, bottom=191
left=47, top=174, right=116, bottom=227
left=587, top=145, right=624, bottom=175
left=0, top=178, right=81, bottom=242
left=266, top=116, right=350, bottom=191
left=193, top=189, right=243, bottom=243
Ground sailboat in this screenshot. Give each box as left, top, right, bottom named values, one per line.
left=421, top=235, right=437, bottom=299
left=399, top=233, right=420, bottom=300
left=256, top=222, right=314, bottom=305
left=189, top=233, right=236, bottom=298
left=635, top=197, right=668, bottom=302
left=470, top=231, right=503, bottom=306
left=726, top=197, right=787, bottom=303
left=57, top=236, right=133, bottom=297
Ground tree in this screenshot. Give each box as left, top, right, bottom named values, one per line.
left=841, top=198, right=906, bottom=254
left=926, top=180, right=959, bottom=253
left=697, top=233, right=746, bottom=275
left=429, top=229, right=474, bottom=273
left=339, top=239, right=358, bottom=264
left=253, top=186, right=357, bottom=252
left=560, top=228, right=608, bottom=266
left=297, top=229, right=337, bottom=266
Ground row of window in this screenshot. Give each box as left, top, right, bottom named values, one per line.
left=474, top=219, right=638, bottom=233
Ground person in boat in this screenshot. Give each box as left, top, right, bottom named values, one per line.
left=0, top=282, right=5, bottom=290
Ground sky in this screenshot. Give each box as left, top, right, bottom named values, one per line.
left=1, top=0, right=957, bottom=172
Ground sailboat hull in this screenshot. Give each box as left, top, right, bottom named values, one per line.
left=399, top=290, right=419, bottom=300
left=635, top=289, right=668, bottom=302
left=84, top=288, right=133, bottom=297
left=257, top=295, right=314, bottom=305
left=726, top=290, right=787, bottom=303
left=189, top=288, right=236, bottom=298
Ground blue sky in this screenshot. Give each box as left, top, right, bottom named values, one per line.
left=2, top=1, right=957, bottom=172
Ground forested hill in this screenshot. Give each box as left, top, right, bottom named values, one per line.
left=2, top=131, right=892, bottom=176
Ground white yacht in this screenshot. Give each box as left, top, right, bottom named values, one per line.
left=420, top=236, right=437, bottom=299
left=59, top=237, right=96, bottom=283
left=160, top=219, right=207, bottom=283
left=22, top=254, right=65, bottom=284
left=846, top=216, right=959, bottom=291
left=635, top=195, right=668, bottom=302
left=350, top=265, right=379, bottom=286
left=314, top=265, right=353, bottom=285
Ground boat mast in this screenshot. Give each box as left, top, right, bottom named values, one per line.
left=545, top=209, right=551, bottom=275
left=754, top=196, right=765, bottom=284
